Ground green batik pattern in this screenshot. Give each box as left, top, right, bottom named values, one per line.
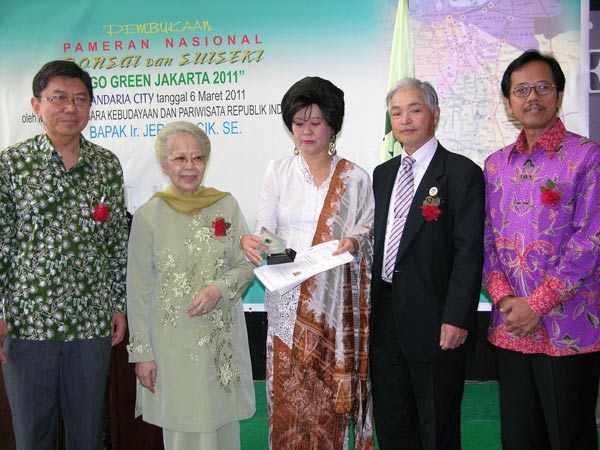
left=0, top=133, right=127, bottom=340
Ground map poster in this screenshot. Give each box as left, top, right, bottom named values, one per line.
left=410, top=0, right=585, bottom=168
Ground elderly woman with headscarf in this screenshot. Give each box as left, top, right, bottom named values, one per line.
left=240, top=77, right=375, bottom=449
left=126, top=121, right=255, bottom=450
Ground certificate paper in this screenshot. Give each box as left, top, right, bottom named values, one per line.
left=253, top=240, right=353, bottom=294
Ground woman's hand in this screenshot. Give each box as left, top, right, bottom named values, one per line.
left=185, top=284, right=222, bottom=317
left=136, top=361, right=158, bottom=393
left=240, top=233, right=268, bottom=265
left=333, top=237, right=359, bottom=256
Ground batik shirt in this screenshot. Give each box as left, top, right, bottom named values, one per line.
left=0, top=133, right=128, bottom=341
left=483, top=119, right=600, bottom=355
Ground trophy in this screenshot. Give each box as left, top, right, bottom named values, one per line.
left=259, top=227, right=296, bottom=265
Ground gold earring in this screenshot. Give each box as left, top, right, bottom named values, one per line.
left=328, top=137, right=337, bottom=156
left=293, top=146, right=300, bottom=156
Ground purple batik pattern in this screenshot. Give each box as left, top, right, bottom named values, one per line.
left=484, top=125, right=600, bottom=356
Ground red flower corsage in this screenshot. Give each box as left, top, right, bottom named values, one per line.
left=540, top=180, right=562, bottom=207
left=420, top=187, right=443, bottom=222
left=212, top=217, right=230, bottom=237
left=91, top=199, right=110, bottom=222
left=421, top=204, right=443, bottom=222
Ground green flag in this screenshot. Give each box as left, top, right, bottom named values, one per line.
left=380, top=0, right=414, bottom=162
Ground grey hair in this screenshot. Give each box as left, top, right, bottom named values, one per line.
left=155, top=121, right=211, bottom=163
left=386, top=78, right=439, bottom=113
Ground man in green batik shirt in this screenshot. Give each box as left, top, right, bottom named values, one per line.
left=0, top=60, right=128, bottom=450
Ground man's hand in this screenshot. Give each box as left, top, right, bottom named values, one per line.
left=0, top=319, right=8, bottom=363
left=135, top=361, right=158, bottom=393
left=111, top=312, right=127, bottom=346
left=499, top=296, right=541, bottom=336
left=440, top=323, right=468, bottom=350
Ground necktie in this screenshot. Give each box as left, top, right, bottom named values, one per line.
left=383, top=156, right=415, bottom=280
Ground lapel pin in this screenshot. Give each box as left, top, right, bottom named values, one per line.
left=421, top=187, right=443, bottom=222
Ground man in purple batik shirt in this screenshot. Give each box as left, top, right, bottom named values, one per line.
left=484, top=49, right=600, bottom=450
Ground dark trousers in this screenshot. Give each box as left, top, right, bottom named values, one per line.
left=2, top=336, right=111, bottom=450
left=371, top=282, right=466, bottom=450
left=497, top=347, right=600, bottom=450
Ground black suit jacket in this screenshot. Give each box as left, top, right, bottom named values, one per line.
left=372, top=144, right=485, bottom=361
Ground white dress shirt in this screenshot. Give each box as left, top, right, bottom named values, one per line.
left=382, top=136, right=438, bottom=282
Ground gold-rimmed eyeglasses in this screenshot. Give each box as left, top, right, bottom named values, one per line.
left=168, top=154, right=207, bottom=166
left=510, top=83, right=556, bottom=98
left=37, top=95, right=91, bottom=107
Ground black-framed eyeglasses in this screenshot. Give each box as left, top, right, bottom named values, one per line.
left=510, top=83, right=556, bottom=98
left=37, top=95, right=91, bottom=107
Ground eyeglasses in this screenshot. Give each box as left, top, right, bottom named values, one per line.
left=37, top=95, right=91, bottom=107
left=168, top=154, right=206, bottom=166
left=510, top=83, right=556, bottom=98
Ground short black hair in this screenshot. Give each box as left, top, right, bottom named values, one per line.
left=32, top=60, right=93, bottom=101
left=501, top=50, right=565, bottom=99
left=281, top=76, right=345, bottom=135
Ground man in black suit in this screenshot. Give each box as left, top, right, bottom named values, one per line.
left=370, top=78, right=485, bottom=450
